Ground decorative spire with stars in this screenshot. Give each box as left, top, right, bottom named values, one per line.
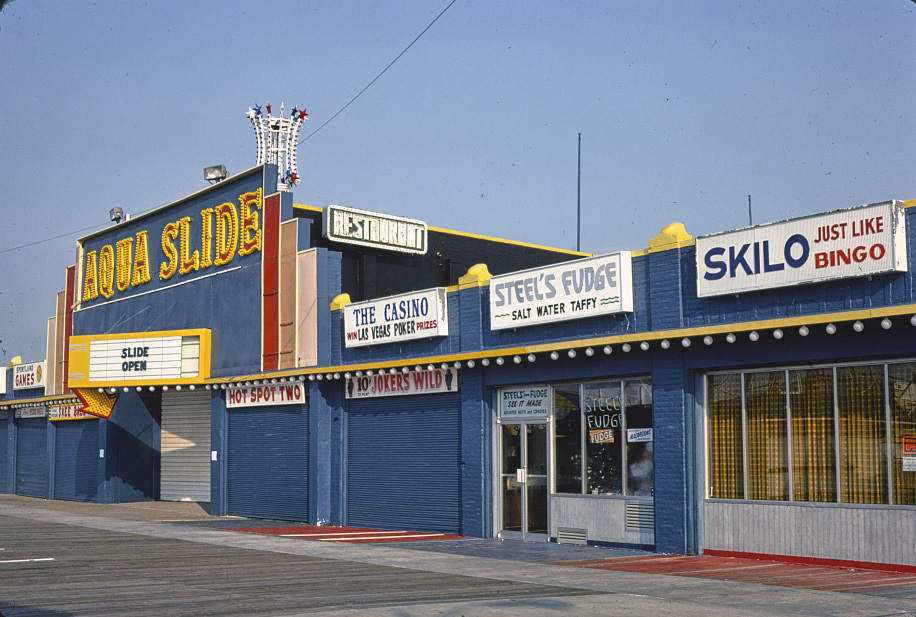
left=247, top=101, right=308, bottom=191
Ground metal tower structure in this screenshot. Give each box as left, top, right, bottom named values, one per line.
left=246, top=102, right=308, bottom=191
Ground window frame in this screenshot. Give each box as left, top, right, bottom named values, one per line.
left=705, top=359, right=915, bottom=507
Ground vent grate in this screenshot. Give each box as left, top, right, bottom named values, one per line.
left=557, top=527, right=588, bottom=545
left=625, top=501, right=655, bottom=530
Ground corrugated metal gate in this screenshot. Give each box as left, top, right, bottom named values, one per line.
left=16, top=417, right=49, bottom=498
left=346, top=394, right=462, bottom=533
left=53, top=420, right=99, bottom=502
left=227, top=404, right=310, bottom=520
left=0, top=416, right=8, bottom=492
left=160, top=390, right=210, bottom=502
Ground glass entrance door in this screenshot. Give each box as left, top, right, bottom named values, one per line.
left=500, top=423, right=548, bottom=540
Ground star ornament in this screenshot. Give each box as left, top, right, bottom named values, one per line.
left=245, top=107, right=258, bottom=120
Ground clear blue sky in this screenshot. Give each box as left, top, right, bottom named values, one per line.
left=1, top=0, right=914, bottom=364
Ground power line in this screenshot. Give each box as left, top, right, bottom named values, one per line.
left=300, top=0, right=458, bottom=144
left=0, top=223, right=107, bottom=255
left=5, top=5, right=458, bottom=257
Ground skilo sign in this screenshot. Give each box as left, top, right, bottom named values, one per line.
left=696, top=201, right=907, bottom=298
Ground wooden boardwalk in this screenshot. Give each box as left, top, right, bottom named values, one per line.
left=0, top=516, right=591, bottom=617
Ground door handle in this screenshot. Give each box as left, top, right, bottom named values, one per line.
left=516, top=468, right=526, bottom=483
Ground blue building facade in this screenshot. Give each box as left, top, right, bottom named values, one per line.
left=2, top=168, right=914, bottom=569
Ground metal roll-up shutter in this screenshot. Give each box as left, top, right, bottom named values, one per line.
left=227, top=405, right=309, bottom=520
left=347, top=393, right=461, bottom=533
left=54, top=420, right=100, bottom=502
left=16, top=418, right=49, bottom=498
left=161, top=390, right=210, bottom=502
left=0, top=417, right=9, bottom=492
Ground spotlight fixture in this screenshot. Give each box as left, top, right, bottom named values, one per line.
left=204, top=164, right=229, bottom=184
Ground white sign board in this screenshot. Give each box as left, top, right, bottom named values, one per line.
left=344, top=288, right=448, bottom=347
left=346, top=368, right=457, bottom=399
left=324, top=204, right=427, bottom=254
left=227, top=381, right=307, bottom=408
left=627, top=428, right=654, bottom=443
left=88, top=335, right=199, bottom=382
left=13, top=362, right=46, bottom=391
left=0, top=367, right=6, bottom=395
left=696, top=201, right=907, bottom=297
left=490, top=252, right=633, bottom=330
left=15, top=406, right=46, bottom=419
left=499, top=386, right=550, bottom=419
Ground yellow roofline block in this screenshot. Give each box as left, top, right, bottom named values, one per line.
left=458, top=264, right=492, bottom=289
left=648, top=222, right=694, bottom=253
left=330, top=293, right=351, bottom=311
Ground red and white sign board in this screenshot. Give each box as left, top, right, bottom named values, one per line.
left=227, top=381, right=307, bottom=408
left=345, top=368, right=458, bottom=399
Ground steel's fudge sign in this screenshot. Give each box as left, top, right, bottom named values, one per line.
left=696, top=201, right=907, bottom=297
left=489, top=252, right=633, bottom=330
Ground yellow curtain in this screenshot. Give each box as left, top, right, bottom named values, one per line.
left=837, top=365, right=888, bottom=504
left=888, top=363, right=916, bottom=505
left=789, top=368, right=837, bottom=502
left=745, top=371, right=788, bottom=500
left=708, top=374, right=743, bottom=499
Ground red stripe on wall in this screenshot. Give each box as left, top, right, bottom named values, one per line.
left=262, top=193, right=280, bottom=370
left=63, top=265, right=75, bottom=393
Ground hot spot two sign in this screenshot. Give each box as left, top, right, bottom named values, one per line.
left=227, top=381, right=307, bottom=408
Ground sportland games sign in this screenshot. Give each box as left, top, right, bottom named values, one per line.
left=695, top=201, right=907, bottom=297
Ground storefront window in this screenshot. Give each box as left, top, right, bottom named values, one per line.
left=789, top=368, right=837, bottom=502
left=554, top=378, right=653, bottom=497
left=745, top=371, right=788, bottom=501
left=707, top=373, right=744, bottom=499
left=888, top=363, right=916, bottom=505
left=837, top=365, right=887, bottom=504
left=625, top=379, right=654, bottom=496
left=554, top=385, right=582, bottom=493
left=708, top=360, right=916, bottom=507
left=584, top=382, right=623, bottom=494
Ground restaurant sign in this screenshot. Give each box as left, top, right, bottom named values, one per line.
left=490, top=252, right=633, bottom=330
left=343, top=288, right=448, bottom=348
left=324, top=204, right=427, bottom=254
left=696, top=201, right=907, bottom=297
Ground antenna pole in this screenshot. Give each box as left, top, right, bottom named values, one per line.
left=577, top=133, right=582, bottom=252
left=748, top=194, right=753, bottom=226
